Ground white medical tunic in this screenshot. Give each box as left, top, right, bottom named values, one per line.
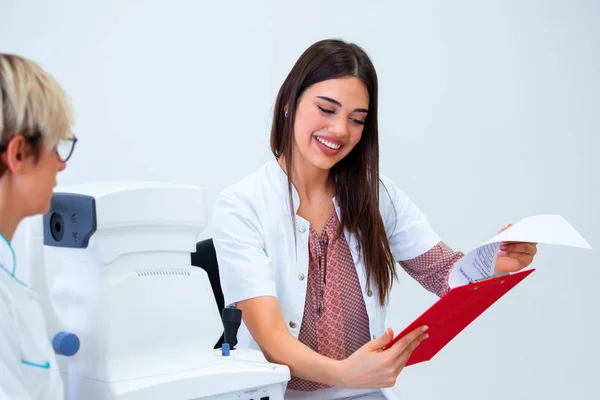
left=0, top=233, right=64, bottom=399
left=212, top=159, right=443, bottom=400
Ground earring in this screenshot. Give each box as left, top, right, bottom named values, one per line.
left=284, top=111, right=289, bottom=118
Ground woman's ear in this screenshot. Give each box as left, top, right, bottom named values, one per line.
left=283, top=103, right=290, bottom=118
left=3, top=135, right=28, bottom=174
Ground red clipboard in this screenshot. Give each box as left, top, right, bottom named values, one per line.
left=382, top=268, right=535, bottom=365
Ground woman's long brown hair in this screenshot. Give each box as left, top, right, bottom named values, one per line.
left=270, top=39, right=397, bottom=306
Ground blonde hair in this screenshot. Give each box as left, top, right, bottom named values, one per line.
left=0, top=54, right=73, bottom=156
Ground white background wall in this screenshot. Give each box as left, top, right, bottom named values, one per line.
left=2, top=0, right=598, bottom=398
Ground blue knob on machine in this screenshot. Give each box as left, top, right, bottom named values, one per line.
left=221, top=343, right=230, bottom=357
left=52, top=331, right=80, bottom=356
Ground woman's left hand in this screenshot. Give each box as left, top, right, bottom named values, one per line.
left=494, top=224, right=538, bottom=274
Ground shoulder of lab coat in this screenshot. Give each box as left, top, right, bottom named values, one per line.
left=0, top=280, right=33, bottom=400
left=212, top=163, right=278, bottom=308
left=378, top=174, right=441, bottom=261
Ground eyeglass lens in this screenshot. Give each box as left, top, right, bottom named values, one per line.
left=56, top=138, right=75, bottom=162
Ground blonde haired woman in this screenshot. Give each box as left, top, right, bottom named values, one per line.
left=0, top=54, right=77, bottom=399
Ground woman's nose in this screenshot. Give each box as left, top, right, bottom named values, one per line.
left=328, top=116, right=349, bottom=138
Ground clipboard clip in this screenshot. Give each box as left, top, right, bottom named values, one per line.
left=473, top=272, right=510, bottom=283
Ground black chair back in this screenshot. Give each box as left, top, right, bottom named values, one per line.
left=190, top=238, right=225, bottom=349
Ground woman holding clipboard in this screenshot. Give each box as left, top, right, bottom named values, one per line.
left=211, top=39, right=538, bottom=400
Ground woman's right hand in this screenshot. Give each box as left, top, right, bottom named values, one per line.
left=336, top=326, right=429, bottom=389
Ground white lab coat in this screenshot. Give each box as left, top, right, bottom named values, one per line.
left=212, top=158, right=442, bottom=399
left=0, top=234, right=64, bottom=400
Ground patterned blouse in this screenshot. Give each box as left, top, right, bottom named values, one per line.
left=287, top=212, right=464, bottom=391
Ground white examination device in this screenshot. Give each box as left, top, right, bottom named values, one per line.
left=22, top=182, right=290, bottom=399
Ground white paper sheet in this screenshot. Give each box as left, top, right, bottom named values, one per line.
left=448, top=215, right=591, bottom=288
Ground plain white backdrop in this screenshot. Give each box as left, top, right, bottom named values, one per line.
left=2, top=0, right=598, bottom=398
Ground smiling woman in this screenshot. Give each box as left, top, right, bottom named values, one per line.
left=210, top=39, right=538, bottom=400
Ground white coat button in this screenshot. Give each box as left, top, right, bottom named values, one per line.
left=356, top=244, right=360, bottom=252
left=372, top=334, right=376, bottom=340
left=367, top=289, right=373, bottom=297
left=298, top=273, right=305, bottom=281
left=298, top=225, right=306, bottom=233
left=289, top=321, right=297, bottom=329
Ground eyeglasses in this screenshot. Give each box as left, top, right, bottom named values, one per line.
left=56, top=136, right=77, bottom=162
left=0, top=133, right=77, bottom=162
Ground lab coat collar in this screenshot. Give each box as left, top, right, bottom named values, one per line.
left=0, top=231, right=18, bottom=282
